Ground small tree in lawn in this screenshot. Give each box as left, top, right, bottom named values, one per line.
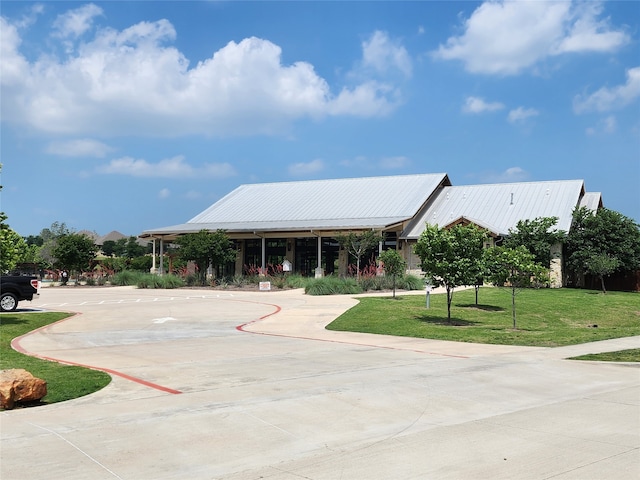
left=379, top=249, right=406, bottom=299
left=483, top=246, right=548, bottom=330
left=414, top=224, right=486, bottom=323
left=336, top=230, right=383, bottom=281
left=176, top=230, right=236, bottom=286
left=52, top=233, right=99, bottom=283
left=584, top=253, right=619, bottom=294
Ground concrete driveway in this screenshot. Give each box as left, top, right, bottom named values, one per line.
left=1, top=286, right=638, bottom=480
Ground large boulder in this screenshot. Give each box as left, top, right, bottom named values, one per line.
left=0, top=369, right=47, bottom=409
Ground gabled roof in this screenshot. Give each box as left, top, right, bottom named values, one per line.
left=579, top=192, right=603, bottom=211
left=97, top=230, right=127, bottom=245
left=401, top=180, right=586, bottom=239
left=77, top=230, right=99, bottom=241
left=142, top=173, right=450, bottom=237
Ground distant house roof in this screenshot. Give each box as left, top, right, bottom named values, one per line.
left=400, top=180, right=588, bottom=239
left=97, top=230, right=127, bottom=245
left=77, top=230, right=99, bottom=241
left=141, top=173, right=450, bottom=238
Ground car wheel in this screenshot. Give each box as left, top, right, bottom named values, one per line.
left=0, top=293, right=18, bottom=312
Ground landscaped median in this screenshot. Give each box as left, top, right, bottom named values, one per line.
left=0, top=312, right=111, bottom=408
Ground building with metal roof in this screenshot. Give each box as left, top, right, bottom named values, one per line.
left=140, top=173, right=601, bottom=285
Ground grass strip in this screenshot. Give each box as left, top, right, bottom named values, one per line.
left=568, top=349, right=640, bottom=362
left=327, top=287, right=640, bottom=348
left=1, top=312, right=111, bottom=406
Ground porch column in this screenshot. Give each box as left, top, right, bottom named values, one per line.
left=159, top=238, right=164, bottom=275
left=151, top=238, right=157, bottom=273
left=261, top=237, right=266, bottom=274
left=315, top=235, right=323, bottom=278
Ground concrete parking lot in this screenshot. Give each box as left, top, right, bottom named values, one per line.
left=1, top=286, right=639, bottom=479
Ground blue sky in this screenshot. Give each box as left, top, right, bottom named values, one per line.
left=2, top=1, right=639, bottom=237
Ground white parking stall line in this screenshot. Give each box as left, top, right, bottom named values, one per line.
left=35, top=293, right=236, bottom=309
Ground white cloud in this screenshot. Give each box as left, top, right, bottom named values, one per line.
left=574, top=66, right=640, bottom=113
left=288, top=159, right=324, bottom=177
left=46, top=139, right=112, bottom=158
left=52, top=3, right=103, bottom=39
left=339, top=155, right=368, bottom=168
left=185, top=190, right=202, bottom=200
left=508, top=107, right=539, bottom=123
left=328, top=82, right=397, bottom=117
left=463, top=96, right=504, bottom=114
left=479, top=167, right=530, bottom=183
left=379, top=156, right=410, bottom=169
left=586, top=115, right=617, bottom=135
left=362, top=30, right=412, bottom=78
left=500, top=167, right=530, bottom=182
left=96, top=155, right=236, bottom=178
left=0, top=18, right=29, bottom=86
left=158, top=188, right=171, bottom=199
left=1, top=11, right=404, bottom=137
left=434, top=1, right=628, bottom=75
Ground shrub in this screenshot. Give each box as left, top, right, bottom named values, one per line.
left=284, top=274, right=308, bottom=289
left=129, top=256, right=153, bottom=272
left=396, top=274, right=424, bottom=291
left=137, top=274, right=184, bottom=289
left=305, top=276, right=362, bottom=295
left=231, top=275, right=246, bottom=287
left=112, top=270, right=143, bottom=286
left=359, top=275, right=385, bottom=291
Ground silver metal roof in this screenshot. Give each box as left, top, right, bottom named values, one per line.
left=142, top=173, right=449, bottom=237
left=401, top=180, right=587, bottom=239
left=579, top=192, right=603, bottom=211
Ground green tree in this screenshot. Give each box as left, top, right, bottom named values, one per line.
left=101, top=240, right=117, bottom=257
left=113, top=238, right=128, bottom=257
left=565, top=207, right=640, bottom=292
left=379, top=248, right=407, bottom=299
left=176, top=230, right=236, bottom=285
left=52, top=233, right=99, bottom=283
left=39, top=222, right=73, bottom=267
left=584, top=253, right=619, bottom=294
left=483, top=246, right=548, bottom=329
left=504, top=216, right=566, bottom=268
left=0, top=226, right=28, bottom=273
left=124, top=236, right=147, bottom=258
left=336, top=230, right=383, bottom=280
left=25, top=235, right=44, bottom=247
left=414, top=224, right=486, bottom=322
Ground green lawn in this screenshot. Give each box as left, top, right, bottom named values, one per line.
left=569, top=349, right=640, bottom=362
left=327, top=287, right=640, bottom=349
left=1, top=312, right=111, bottom=406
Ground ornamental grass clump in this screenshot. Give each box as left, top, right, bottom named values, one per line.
left=136, top=274, right=184, bottom=289
left=305, top=276, right=362, bottom=295
left=112, top=270, right=144, bottom=286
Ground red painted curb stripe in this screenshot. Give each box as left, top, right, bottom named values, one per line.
left=11, top=312, right=182, bottom=395
left=235, top=301, right=282, bottom=331
left=235, top=301, right=469, bottom=359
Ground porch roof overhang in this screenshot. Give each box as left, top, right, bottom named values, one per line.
left=139, top=217, right=410, bottom=242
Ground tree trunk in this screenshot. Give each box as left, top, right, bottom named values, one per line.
left=392, top=274, right=396, bottom=298
left=511, top=285, right=517, bottom=329
left=447, top=286, right=453, bottom=323
left=599, top=275, right=607, bottom=294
